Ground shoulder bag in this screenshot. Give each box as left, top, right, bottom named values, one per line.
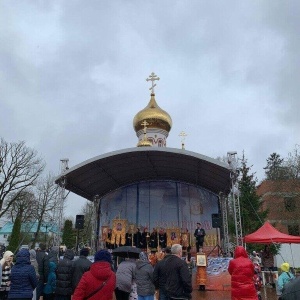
left=83, top=274, right=112, bottom=300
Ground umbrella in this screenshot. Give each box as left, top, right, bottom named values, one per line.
left=112, top=246, right=141, bottom=258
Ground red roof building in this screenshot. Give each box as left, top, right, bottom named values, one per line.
left=257, top=180, right=300, bottom=235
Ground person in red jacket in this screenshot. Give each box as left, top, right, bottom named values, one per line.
left=73, top=250, right=116, bottom=300
left=228, top=246, right=258, bottom=300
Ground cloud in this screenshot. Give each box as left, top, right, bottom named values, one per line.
left=1, top=0, right=299, bottom=216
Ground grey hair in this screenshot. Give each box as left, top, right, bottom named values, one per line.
left=171, top=244, right=182, bottom=255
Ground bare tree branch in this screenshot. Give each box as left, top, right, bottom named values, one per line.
left=0, top=138, right=45, bottom=217
left=31, top=173, right=60, bottom=246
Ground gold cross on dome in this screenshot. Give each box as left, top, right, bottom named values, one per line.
left=146, top=72, right=160, bottom=94
left=179, top=131, right=187, bottom=142
left=179, top=131, right=187, bottom=149
left=141, top=120, right=149, bottom=134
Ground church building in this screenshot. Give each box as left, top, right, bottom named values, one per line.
left=56, top=73, right=231, bottom=252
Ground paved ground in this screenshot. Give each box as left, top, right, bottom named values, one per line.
left=191, top=286, right=277, bottom=299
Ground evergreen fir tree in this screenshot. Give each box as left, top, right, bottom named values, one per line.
left=7, top=215, right=22, bottom=253
left=264, top=152, right=290, bottom=180
left=62, top=219, right=76, bottom=249
left=239, top=155, right=268, bottom=236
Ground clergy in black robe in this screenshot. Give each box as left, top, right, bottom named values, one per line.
left=141, top=227, right=150, bottom=250
left=158, top=228, right=167, bottom=249
left=134, top=228, right=143, bottom=248
left=149, top=228, right=158, bottom=249
left=125, top=230, right=134, bottom=246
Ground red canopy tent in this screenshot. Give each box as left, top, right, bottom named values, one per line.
left=244, top=221, right=300, bottom=244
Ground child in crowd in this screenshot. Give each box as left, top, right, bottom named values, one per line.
left=43, top=262, right=57, bottom=300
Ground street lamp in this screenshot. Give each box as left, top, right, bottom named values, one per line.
left=42, top=223, right=49, bottom=247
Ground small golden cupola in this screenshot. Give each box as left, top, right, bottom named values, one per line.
left=133, top=72, right=172, bottom=147
left=136, top=120, right=152, bottom=147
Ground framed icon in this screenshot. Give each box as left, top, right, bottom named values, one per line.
left=101, top=226, right=110, bottom=241
left=166, top=227, right=181, bottom=246
left=111, top=219, right=127, bottom=246
left=196, top=254, right=207, bottom=266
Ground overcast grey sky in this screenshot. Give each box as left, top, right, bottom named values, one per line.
left=1, top=1, right=299, bottom=218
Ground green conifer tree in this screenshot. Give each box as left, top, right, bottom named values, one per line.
left=239, top=155, right=268, bottom=236
left=62, top=219, right=76, bottom=249
left=7, top=215, right=22, bottom=253
left=264, top=152, right=290, bottom=180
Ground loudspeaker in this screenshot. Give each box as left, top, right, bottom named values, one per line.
left=211, top=213, right=221, bottom=228
left=75, top=215, right=85, bottom=229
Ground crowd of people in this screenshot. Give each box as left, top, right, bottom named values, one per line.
left=1, top=238, right=299, bottom=300
left=0, top=243, right=192, bottom=300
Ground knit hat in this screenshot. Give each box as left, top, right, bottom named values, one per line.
left=94, top=250, right=112, bottom=263
left=139, top=251, right=148, bottom=261
left=80, top=248, right=90, bottom=257
left=281, top=262, right=290, bottom=272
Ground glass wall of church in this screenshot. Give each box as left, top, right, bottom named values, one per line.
left=99, top=180, right=219, bottom=234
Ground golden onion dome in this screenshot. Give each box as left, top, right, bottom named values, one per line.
left=133, top=94, right=172, bottom=133
left=137, top=139, right=152, bottom=147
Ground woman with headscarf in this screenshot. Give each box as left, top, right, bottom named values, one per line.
left=73, top=250, right=116, bottom=300
left=0, top=251, right=14, bottom=300
left=8, top=249, right=38, bottom=300
left=228, top=246, right=257, bottom=300
left=135, top=252, right=155, bottom=300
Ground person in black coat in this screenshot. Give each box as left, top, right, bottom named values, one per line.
left=149, top=228, right=158, bottom=250
left=8, top=249, right=38, bottom=300
left=194, top=223, right=206, bottom=253
left=158, top=228, right=167, bottom=249
left=55, top=249, right=74, bottom=300
left=125, top=230, right=134, bottom=247
left=153, top=247, right=172, bottom=300
left=141, top=228, right=150, bottom=251
left=164, top=244, right=192, bottom=300
left=133, top=228, right=142, bottom=248
left=36, top=243, right=49, bottom=300
left=71, top=248, right=92, bottom=292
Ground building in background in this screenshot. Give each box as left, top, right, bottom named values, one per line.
left=0, top=222, right=58, bottom=247
left=257, top=180, right=300, bottom=235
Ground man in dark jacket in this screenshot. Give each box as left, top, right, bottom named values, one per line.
left=36, top=243, right=48, bottom=300
left=164, top=244, right=192, bottom=300
left=153, top=247, right=172, bottom=300
left=194, top=223, right=206, bottom=253
left=71, top=248, right=92, bottom=292
left=55, top=249, right=75, bottom=300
